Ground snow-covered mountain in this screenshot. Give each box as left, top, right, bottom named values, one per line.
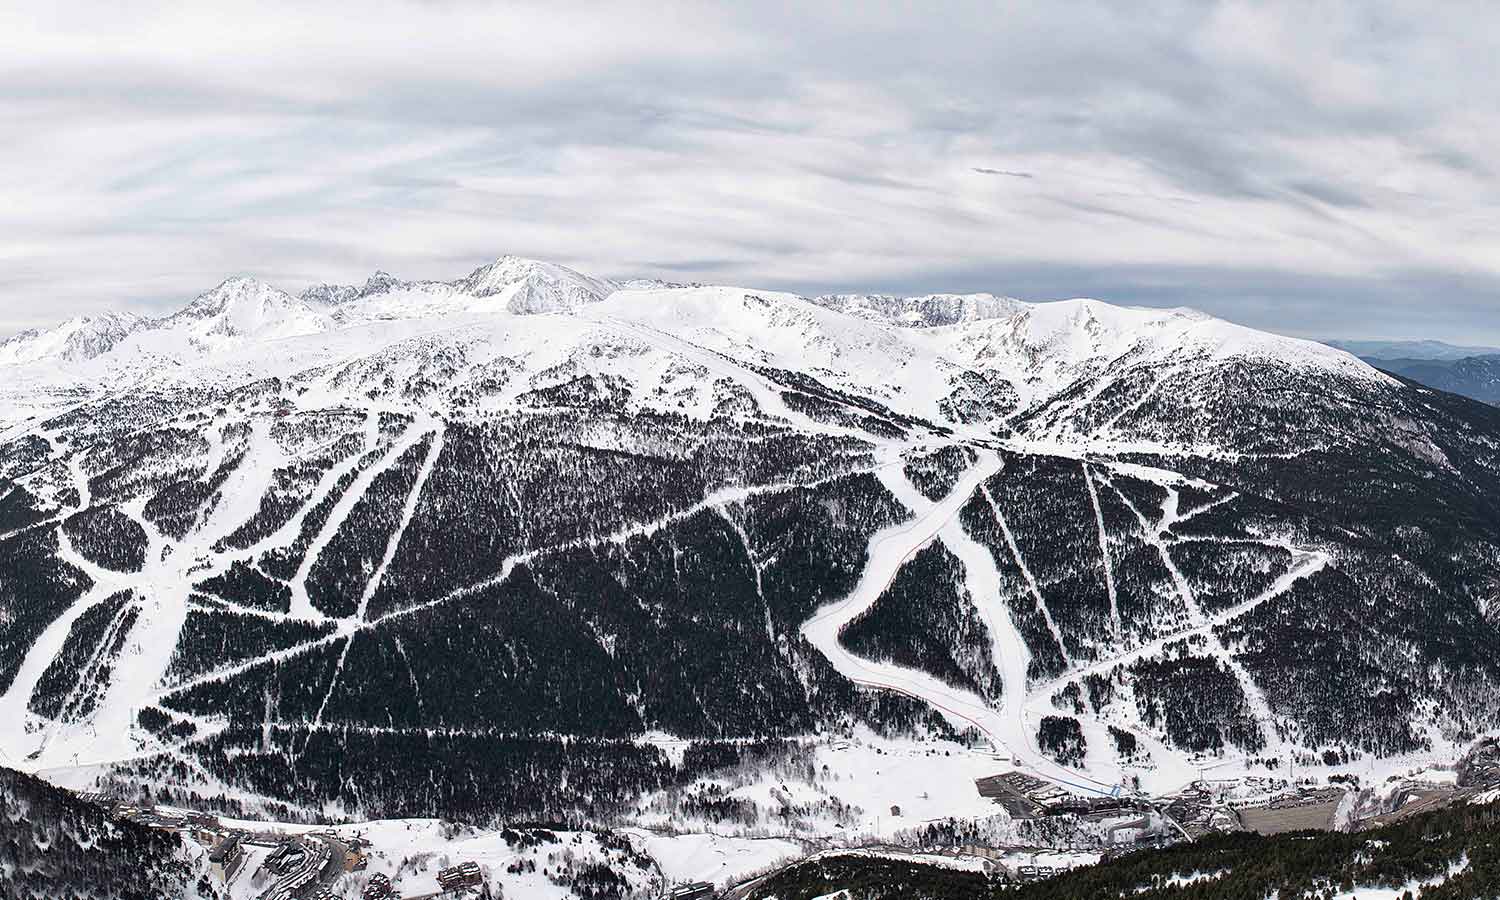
left=0, top=277, right=328, bottom=372
left=811, top=291, right=1027, bottom=327
left=152, top=276, right=331, bottom=349
left=1, top=254, right=1497, bottom=834
left=0, top=257, right=1384, bottom=446
left=0, top=257, right=1378, bottom=412
left=299, top=269, right=407, bottom=307
left=0, top=312, right=144, bottom=366
left=296, top=255, right=616, bottom=321
left=454, top=255, right=616, bottom=312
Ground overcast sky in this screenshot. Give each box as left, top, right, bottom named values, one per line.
left=4, top=1, right=1500, bottom=343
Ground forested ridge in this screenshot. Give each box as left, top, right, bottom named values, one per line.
left=0, top=765, right=219, bottom=900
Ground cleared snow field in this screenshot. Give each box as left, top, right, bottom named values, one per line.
left=632, top=728, right=1023, bottom=841
left=625, top=830, right=805, bottom=888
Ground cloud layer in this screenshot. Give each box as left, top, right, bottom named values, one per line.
left=4, top=1, right=1499, bottom=342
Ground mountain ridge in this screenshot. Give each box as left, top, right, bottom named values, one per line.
left=1363, top=354, right=1500, bottom=408
left=0, top=257, right=1388, bottom=426
left=2, top=256, right=1378, bottom=381
left=0, top=312, right=145, bottom=366
left=1330, top=338, right=1500, bottom=361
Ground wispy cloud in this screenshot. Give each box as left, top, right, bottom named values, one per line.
left=3, top=0, right=1500, bottom=343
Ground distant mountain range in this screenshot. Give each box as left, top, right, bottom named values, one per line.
left=1370, top=356, right=1500, bottom=407
left=1327, top=340, right=1500, bottom=406
left=1327, top=339, right=1500, bottom=361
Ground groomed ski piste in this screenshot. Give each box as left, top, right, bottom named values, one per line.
left=0, top=258, right=1492, bottom=895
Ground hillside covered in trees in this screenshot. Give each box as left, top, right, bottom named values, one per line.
left=0, top=765, right=219, bottom=900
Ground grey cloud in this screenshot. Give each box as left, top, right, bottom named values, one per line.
left=640, top=258, right=747, bottom=274
left=1286, top=179, right=1370, bottom=210
left=3, top=0, right=1500, bottom=345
